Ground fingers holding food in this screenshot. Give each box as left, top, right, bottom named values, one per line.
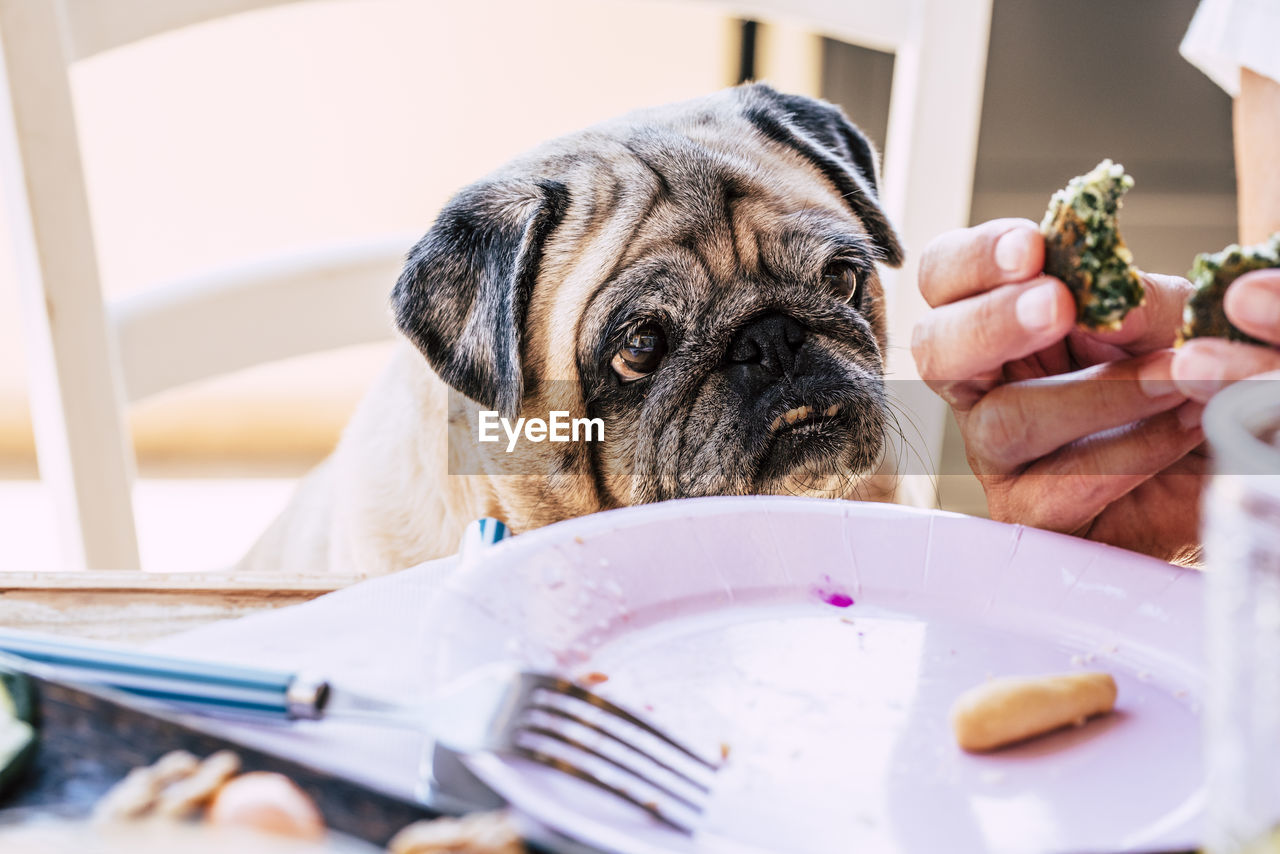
left=1178, top=234, right=1280, bottom=344
left=1173, top=337, right=1280, bottom=403
left=911, top=277, right=1075, bottom=408
left=1225, top=268, right=1280, bottom=344
left=1170, top=242, right=1280, bottom=401
left=950, top=672, right=1117, bottom=753
left=918, top=218, right=1046, bottom=307
left=1068, top=273, right=1196, bottom=364
left=990, top=404, right=1203, bottom=532
left=963, top=352, right=1187, bottom=472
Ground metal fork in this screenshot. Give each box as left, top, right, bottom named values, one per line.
left=430, top=664, right=722, bottom=834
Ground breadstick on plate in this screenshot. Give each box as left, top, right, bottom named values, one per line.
left=950, top=671, right=1117, bottom=753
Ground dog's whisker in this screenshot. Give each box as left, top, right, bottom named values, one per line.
left=883, top=396, right=941, bottom=506
left=885, top=393, right=939, bottom=475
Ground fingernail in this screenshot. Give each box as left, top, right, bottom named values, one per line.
left=1137, top=351, right=1179, bottom=398
left=1015, top=282, right=1061, bottom=332
left=1172, top=346, right=1227, bottom=399
left=995, top=228, right=1032, bottom=273
left=1176, top=400, right=1205, bottom=431
left=1229, top=280, right=1280, bottom=329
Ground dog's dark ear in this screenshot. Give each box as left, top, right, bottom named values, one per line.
left=742, top=84, right=903, bottom=267
left=392, top=179, right=569, bottom=417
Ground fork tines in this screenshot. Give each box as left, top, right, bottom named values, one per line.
left=505, top=672, right=721, bottom=834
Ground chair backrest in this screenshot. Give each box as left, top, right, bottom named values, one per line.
left=0, top=0, right=406, bottom=570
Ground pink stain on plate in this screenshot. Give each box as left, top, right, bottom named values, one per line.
left=813, top=574, right=854, bottom=608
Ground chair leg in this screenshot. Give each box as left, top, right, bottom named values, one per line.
left=0, top=0, right=140, bottom=570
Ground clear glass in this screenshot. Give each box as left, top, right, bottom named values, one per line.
left=1204, top=375, right=1280, bottom=854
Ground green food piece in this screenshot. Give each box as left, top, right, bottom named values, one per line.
left=0, top=668, right=35, bottom=724
left=1179, top=232, right=1280, bottom=345
left=0, top=668, right=36, bottom=797
left=1040, top=159, right=1145, bottom=330
left=0, top=717, right=35, bottom=792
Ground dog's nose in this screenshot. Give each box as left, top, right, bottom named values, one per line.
left=728, top=312, right=807, bottom=377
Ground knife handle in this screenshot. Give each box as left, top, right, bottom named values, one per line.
left=0, top=628, right=328, bottom=719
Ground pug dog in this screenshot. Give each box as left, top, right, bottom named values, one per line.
left=241, top=82, right=903, bottom=576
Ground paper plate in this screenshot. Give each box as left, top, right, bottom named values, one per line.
left=423, top=496, right=1205, bottom=854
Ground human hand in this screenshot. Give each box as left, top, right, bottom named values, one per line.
left=1172, top=269, right=1280, bottom=401
left=912, top=219, right=1206, bottom=561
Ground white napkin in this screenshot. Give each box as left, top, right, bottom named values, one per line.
left=146, top=555, right=461, bottom=799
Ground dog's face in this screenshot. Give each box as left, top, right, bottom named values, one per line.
left=393, top=84, right=903, bottom=526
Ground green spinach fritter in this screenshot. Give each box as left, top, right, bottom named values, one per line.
left=1178, top=233, right=1280, bottom=345
left=1040, top=160, right=1145, bottom=330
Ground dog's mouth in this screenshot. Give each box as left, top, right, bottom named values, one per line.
left=767, top=402, right=843, bottom=435
left=752, top=396, right=863, bottom=483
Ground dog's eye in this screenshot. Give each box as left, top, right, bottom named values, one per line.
left=611, top=323, right=667, bottom=382
left=822, top=261, right=861, bottom=305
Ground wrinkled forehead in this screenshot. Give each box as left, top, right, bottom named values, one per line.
left=525, top=130, right=869, bottom=376
left=618, top=129, right=863, bottom=270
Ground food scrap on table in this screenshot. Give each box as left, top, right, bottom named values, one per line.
left=208, top=771, right=325, bottom=841
left=949, top=671, right=1117, bottom=753
left=94, top=750, right=326, bottom=842
left=388, top=811, right=524, bottom=854
left=94, top=750, right=225, bottom=822
left=154, top=750, right=242, bottom=819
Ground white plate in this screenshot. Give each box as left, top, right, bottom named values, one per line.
left=422, top=496, right=1205, bottom=854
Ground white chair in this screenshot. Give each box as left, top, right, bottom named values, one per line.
left=0, top=0, right=407, bottom=571
left=701, top=0, right=994, bottom=502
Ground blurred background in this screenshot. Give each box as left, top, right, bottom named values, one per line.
left=0, top=0, right=1233, bottom=572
